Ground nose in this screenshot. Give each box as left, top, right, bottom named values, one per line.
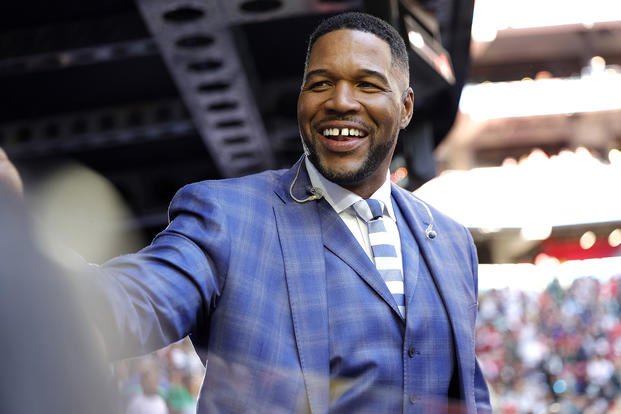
left=324, top=82, right=361, bottom=114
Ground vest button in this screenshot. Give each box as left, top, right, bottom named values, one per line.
left=409, top=394, right=417, bottom=404
left=408, top=346, right=416, bottom=358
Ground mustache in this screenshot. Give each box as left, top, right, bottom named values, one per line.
left=319, top=115, right=363, bottom=123
left=314, top=116, right=370, bottom=129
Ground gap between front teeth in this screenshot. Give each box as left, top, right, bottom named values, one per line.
left=323, top=128, right=362, bottom=137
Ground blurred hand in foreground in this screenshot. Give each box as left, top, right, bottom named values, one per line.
left=0, top=147, right=23, bottom=195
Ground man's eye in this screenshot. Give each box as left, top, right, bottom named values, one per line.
left=306, top=81, right=331, bottom=91
left=358, top=81, right=382, bottom=91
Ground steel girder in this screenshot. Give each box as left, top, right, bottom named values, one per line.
left=135, top=0, right=277, bottom=177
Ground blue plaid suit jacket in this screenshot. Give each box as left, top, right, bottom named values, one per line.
left=96, top=157, right=491, bottom=413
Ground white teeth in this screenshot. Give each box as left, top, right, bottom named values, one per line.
left=322, top=128, right=363, bottom=137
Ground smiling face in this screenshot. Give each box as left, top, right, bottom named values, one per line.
left=298, top=29, right=413, bottom=198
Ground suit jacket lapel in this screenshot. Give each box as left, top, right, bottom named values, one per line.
left=392, top=199, right=420, bottom=312
left=274, top=159, right=329, bottom=414
left=391, top=186, right=475, bottom=394
left=317, top=200, right=404, bottom=319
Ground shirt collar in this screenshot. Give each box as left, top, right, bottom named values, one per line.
left=304, top=157, right=396, bottom=220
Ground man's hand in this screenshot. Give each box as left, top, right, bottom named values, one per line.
left=0, top=147, right=23, bottom=195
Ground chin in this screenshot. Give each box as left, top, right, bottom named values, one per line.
left=320, top=164, right=371, bottom=187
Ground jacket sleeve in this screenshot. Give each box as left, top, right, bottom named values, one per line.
left=89, top=182, right=230, bottom=359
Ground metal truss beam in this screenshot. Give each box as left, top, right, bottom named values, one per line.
left=136, top=0, right=281, bottom=177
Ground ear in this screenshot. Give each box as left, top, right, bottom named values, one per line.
left=400, top=87, right=414, bottom=129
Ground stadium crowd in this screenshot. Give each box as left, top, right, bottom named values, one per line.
left=477, top=275, right=621, bottom=413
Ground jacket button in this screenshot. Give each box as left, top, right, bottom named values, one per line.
left=408, top=346, right=416, bottom=358
left=409, top=394, right=417, bottom=404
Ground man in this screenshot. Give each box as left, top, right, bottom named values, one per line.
left=1, top=12, right=491, bottom=413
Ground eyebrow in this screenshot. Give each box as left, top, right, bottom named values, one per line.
left=304, top=68, right=391, bottom=86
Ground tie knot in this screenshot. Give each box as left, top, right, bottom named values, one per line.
left=352, top=199, right=385, bottom=222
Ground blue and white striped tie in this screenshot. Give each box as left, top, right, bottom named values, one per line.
left=353, top=199, right=405, bottom=317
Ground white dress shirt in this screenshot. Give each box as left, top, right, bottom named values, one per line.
left=304, top=158, right=403, bottom=271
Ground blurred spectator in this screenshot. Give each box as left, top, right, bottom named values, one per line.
left=117, top=338, right=203, bottom=414
left=165, top=370, right=196, bottom=414
left=126, top=361, right=168, bottom=414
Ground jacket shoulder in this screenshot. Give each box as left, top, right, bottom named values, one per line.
left=175, top=168, right=288, bottom=201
